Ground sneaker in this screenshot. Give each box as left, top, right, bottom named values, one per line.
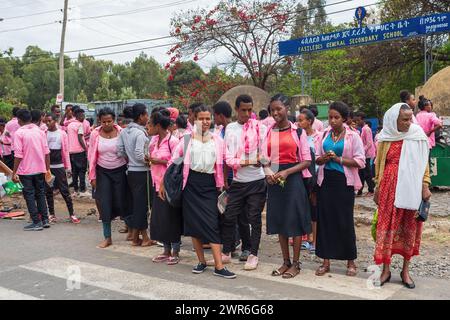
left=70, top=215, right=81, bottom=224
left=244, top=254, right=259, bottom=271
left=214, top=267, right=236, bottom=279
left=78, top=191, right=90, bottom=198
left=24, top=222, right=43, bottom=231
left=156, top=242, right=164, bottom=247
left=42, top=220, right=51, bottom=228
left=301, top=241, right=311, bottom=250
left=239, top=250, right=250, bottom=262
left=192, top=263, right=208, bottom=274
left=309, top=244, right=316, bottom=255
left=207, top=253, right=231, bottom=266
left=234, top=240, right=242, bottom=251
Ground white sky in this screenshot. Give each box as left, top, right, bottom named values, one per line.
left=0, top=0, right=372, bottom=70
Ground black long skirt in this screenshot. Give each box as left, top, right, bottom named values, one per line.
left=267, top=163, right=312, bottom=237
left=96, top=165, right=130, bottom=223
left=316, top=169, right=357, bottom=260
left=150, top=187, right=183, bottom=243
left=127, top=171, right=149, bottom=230
left=182, top=170, right=221, bottom=244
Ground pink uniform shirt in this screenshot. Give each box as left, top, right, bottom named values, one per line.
left=312, top=118, right=324, bottom=132
left=360, top=124, right=376, bottom=159
left=416, top=110, right=442, bottom=148
left=5, top=117, right=21, bottom=151
left=149, top=134, right=179, bottom=192
left=97, top=136, right=127, bottom=170
left=67, top=121, right=86, bottom=154
left=1, top=131, right=12, bottom=156
left=14, top=124, right=50, bottom=175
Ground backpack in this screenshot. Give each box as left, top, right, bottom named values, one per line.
left=296, top=128, right=317, bottom=192
left=163, top=134, right=190, bottom=207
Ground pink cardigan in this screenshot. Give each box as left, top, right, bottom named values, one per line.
left=316, top=127, right=365, bottom=190
left=149, top=133, right=179, bottom=192
left=261, top=122, right=312, bottom=178
left=169, top=133, right=224, bottom=190
left=88, top=124, right=123, bottom=181
left=46, top=129, right=71, bottom=171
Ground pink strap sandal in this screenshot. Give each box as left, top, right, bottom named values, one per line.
left=167, top=256, right=180, bottom=265
left=152, top=254, right=170, bottom=263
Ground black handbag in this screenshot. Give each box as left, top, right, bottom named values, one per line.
left=163, top=135, right=190, bottom=207
left=416, top=200, right=430, bottom=222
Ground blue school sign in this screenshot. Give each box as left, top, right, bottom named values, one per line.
left=279, top=13, right=450, bottom=56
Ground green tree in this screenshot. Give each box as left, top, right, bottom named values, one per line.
left=76, top=90, right=89, bottom=103
left=130, top=53, right=167, bottom=97
left=167, top=61, right=204, bottom=96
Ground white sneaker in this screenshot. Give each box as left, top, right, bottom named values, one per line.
left=244, top=254, right=259, bottom=271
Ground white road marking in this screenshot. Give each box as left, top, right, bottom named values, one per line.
left=20, top=257, right=251, bottom=300
left=0, top=286, right=40, bottom=300
left=105, top=241, right=402, bottom=300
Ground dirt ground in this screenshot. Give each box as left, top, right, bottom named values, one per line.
left=3, top=192, right=449, bottom=280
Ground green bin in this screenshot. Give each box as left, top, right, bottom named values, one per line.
left=430, top=143, right=450, bottom=187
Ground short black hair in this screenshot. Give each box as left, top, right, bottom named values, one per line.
left=400, top=90, right=412, bottom=103
left=354, top=111, right=366, bottom=119
left=175, top=115, right=188, bottom=129
left=258, top=109, right=269, bottom=120
left=16, top=109, right=32, bottom=123
left=213, top=101, right=232, bottom=118
left=235, top=94, right=253, bottom=109
left=132, top=103, right=147, bottom=121
left=194, top=104, right=212, bottom=117
left=51, top=105, right=60, bottom=112
left=98, top=107, right=116, bottom=120
left=71, top=105, right=80, bottom=113
left=74, top=108, right=85, bottom=116
left=12, top=106, right=21, bottom=117
left=288, top=115, right=296, bottom=123
left=65, top=104, right=73, bottom=110
left=150, top=109, right=171, bottom=130
left=270, top=93, right=289, bottom=107
left=308, top=105, right=318, bottom=117
left=0, top=117, right=6, bottom=125
left=46, top=113, right=59, bottom=121
left=31, top=109, right=41, bottom=124
left=123, top=106, right=134, bottom=119
left=188, top=102, right=203, bottom=112
left=329, top=101, right=350, bottom=120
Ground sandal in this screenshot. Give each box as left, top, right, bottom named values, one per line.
left=346, top=265, right=358, bottom=277
left=282, top=262, right=301, bottom=279
left=167, top=256, right=180, bottom=265
left=152, top=254, right=170, bottom=263
left=315, top=264, right=330, bottom=276
left=271, top=262, right=292, bottom=276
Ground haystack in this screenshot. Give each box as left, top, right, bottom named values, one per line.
left=218, top=85, right=270, bottom=116
left=416, top=66, right=450, bottom=116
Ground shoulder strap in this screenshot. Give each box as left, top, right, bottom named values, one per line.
left=296, top=127, right=303, bottom=139
left=167, top=132, right=173, bottom=154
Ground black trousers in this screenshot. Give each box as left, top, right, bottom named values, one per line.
left=3, top=154, right=14, bottom=170
left=19, top=174, right=48, bottom=224
left=45, top=167, right=74, bottom=217
left=358, top=158, right=375, bottom=193
left=70, top=152, right=87, bottom=192
left=222, top=178, right=267, bottom=256
left=226, top=178, right=251, bottom=252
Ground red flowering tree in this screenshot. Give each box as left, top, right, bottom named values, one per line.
left=168, top=0, right=296, bottom=90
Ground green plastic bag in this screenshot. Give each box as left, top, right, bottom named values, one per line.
left=371, top=209, right=378, bottom=242
left=2, top=181, right=23, bottom=195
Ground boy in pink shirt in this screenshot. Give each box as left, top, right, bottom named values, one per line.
left=3, top=107, right=21, bottom=169
left=354, top=112, right=375, bottom=196
left=12, top=109, right=51, bottom=231
left=67, top=107, right=88, bottom=194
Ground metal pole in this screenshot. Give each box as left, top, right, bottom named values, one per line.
left=59, top=0, right=69, bottom=101
left=424, top=36, right=428, bottom=83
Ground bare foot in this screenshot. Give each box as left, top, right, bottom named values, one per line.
left=97, top=239, right=112, bottom=249
left=141, top=240, right=157, bottom=247
left=131, top=239, right=143, bottom=246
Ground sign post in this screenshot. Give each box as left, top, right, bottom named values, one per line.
left=355, top=6, right=367, bottom=28
left=56, top=93, right=64, bottom=105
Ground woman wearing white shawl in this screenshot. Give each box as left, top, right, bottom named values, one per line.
left=373, top=103, right=431, bottom=289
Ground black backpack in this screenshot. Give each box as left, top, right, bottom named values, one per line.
left=296, top=128, right=317, bottom=191
left=163, top=135, right=190, bottom=207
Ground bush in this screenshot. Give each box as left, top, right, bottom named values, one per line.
left=0, top=100, right=14, bottom=120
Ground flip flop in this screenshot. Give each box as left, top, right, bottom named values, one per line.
left=152, top=254, right=170, bottom=263
left=167, top=256, right=180, bottom=265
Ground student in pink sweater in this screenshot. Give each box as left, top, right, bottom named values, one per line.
left=12, top=109, right=51, bottom=231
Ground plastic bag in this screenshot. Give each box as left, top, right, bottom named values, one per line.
left=2, top=181, right=23, bottom=196
left=371, top=209, right=378, bottom=242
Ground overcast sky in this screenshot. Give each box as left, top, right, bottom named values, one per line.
left=0, top=0, right=371, bottom=70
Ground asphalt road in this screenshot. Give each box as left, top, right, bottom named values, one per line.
left=0, top=218, right=449, bottom=300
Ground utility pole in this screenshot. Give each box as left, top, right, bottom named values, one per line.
left=59, top=0, right=69, bottom=102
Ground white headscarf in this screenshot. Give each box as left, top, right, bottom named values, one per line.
left=378, top=103, right=429, bottom=210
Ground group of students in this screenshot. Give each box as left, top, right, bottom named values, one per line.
left=5, top=89, right=434, bottom=286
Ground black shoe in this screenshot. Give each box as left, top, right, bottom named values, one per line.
left=192, top=263, right=208, bottom=274
left=400, top=271, right=415, bottom=289
left=214, top=268, right=236, bottom=279
left=379, top=272, right=391, bottom=287
left=42, top=220, right=51, bottom=228
left=24, top=222, right=43, bottom=231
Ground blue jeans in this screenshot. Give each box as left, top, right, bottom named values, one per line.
left=19, top=174, right=48, bottom=224
left=163, top=242, right=181, bottom=254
